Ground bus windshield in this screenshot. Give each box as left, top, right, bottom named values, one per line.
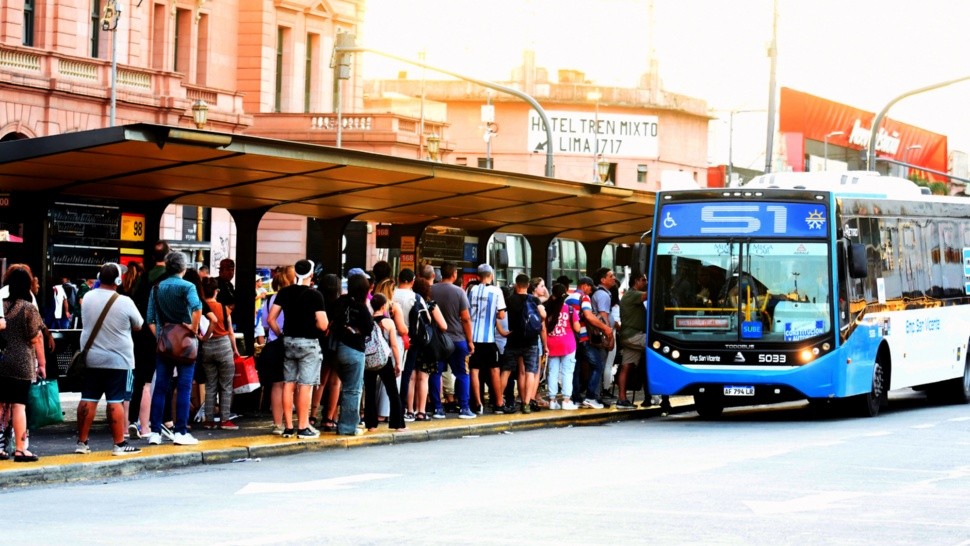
left=650, top=240, right=832, bottom=342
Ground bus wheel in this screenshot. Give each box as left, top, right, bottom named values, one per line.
left=694, top=394, right=723, bottom=419
left=855, top=361, right=886, bottom=418
left=946, top=350, right=970, bottom=404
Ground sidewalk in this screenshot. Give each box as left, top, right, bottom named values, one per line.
left=0, top=392, right=693, bottom=489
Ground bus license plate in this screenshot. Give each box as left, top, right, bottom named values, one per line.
left=724, top=385, right=755, bottom=396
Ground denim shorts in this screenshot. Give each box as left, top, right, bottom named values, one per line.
left=503, top=344, right=539, bottom=374
left=283, top=337, right=323, bottom=385
left=81, top=368, right=132, bottom=404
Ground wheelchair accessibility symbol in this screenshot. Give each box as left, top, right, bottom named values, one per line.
left=663, top=212, right=677, bottom=229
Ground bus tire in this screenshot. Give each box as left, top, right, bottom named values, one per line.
left=694, top=394, right=723, bottom=419
left=854, top=360, right=887, bottom=418
left=946, top=349, right=970, bottom=404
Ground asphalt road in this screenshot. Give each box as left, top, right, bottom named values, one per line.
left=4, top=392, right=970, bottom=545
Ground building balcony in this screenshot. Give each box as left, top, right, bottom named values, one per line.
left=0, top=44, right=250, bottom=133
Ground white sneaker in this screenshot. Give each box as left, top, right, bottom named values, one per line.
left=582, top=399, right=605, bottom=409
left=561, top=400, right=579, bottom=411
left=548, top=400, right=562, bottom=410
left=173, top=432, right=199, bottom=445
left=148, top=433, right=162, bottom=445
left=75, top=441, right=91, bottom=454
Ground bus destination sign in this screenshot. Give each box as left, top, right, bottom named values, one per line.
left=658, top=202, right=828, bottom=238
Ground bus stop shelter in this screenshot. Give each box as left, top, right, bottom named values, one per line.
left=0, top=123, right=656, bottom=347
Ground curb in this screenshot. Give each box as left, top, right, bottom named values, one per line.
left=0, top=404, right=692, bottom=489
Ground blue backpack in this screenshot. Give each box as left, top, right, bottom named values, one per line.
left=522, top=295, right=542, bottom=338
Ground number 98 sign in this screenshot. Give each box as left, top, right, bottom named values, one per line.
left=121, top=212, right=146, bottom=242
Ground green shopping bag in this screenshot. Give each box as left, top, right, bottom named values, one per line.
left=27, top=379, right=64, bottom=429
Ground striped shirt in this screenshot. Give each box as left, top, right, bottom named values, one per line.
left=468, top=283, right=506, bottom=343
left=564, top=289, right=593, bottom=343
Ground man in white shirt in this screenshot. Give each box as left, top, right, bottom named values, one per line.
left=467, top=264, right=506, bottom=413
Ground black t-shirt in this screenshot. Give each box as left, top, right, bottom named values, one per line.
left=506, top=292, right=539, bottom=349
left=273, top=284, right=326, bottom=339
left=216, top=278, right=236, bottom=307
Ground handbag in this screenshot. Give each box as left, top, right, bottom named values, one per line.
left=26, top=379, right=64, bottom=429
left=153, top=285, right=199, bottom=365
left=364, top=320, right=391, bottom=371
left=426, top=324, right=455, bottom=362
left=68, top=293, right=119, bottom=380
left=232, top=355, right=260, bottom=394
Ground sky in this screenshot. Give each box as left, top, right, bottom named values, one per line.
left=361, top=0, right=970, bottom=169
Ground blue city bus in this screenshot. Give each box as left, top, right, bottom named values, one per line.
left=646, top=171, right=970, bottom=417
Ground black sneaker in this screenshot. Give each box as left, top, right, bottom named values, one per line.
left=281, top=428, right=297, bottom=438
left=529, top=400, right=541, bottom=412
left=492, top=405, right=505, bottom=414
left=297, top=427, right=319, bottom=439
left=615, top=399, right=635, bottom=409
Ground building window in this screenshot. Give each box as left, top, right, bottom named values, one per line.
left=196, top=13, right=209, bottom=86
left=151, top=3, right=166, bottom=69
left=173, top=9, right=193, bottom=74
left=23, top=0, right=35, bottom=47
left=304, top=34, right=318, bottom=113
left=275, top=27, right=284, bottom=112
left=636, top=164, right=648, bottom=183
left=477, top=158, right=493, bottom=169
left=90, top=1, right=101, bottom=57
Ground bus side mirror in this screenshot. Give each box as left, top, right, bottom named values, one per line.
left=847, top=242, right=867, bottom=279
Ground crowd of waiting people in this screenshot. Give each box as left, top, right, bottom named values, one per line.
left=0, top=240, right=661, bottom=461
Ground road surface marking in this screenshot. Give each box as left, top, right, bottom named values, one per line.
left=236, top=473, right=399, bottom=495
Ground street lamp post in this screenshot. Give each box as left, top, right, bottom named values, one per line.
left=904, top=144, right=923, bottom=179
left=588, top=90, right=602, bottom=182
left=823, top=130, right=844, bottom=171
left=101, top=0, right=121, bottom=127
left=726, top=109, right=764, bottom=186
left=332, top=43, right=557, bottom=177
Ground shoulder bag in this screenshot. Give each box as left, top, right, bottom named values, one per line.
left=68, top=292, right=120, bottom=380
left=424, top=303, right=455, bottom=362
left=154, top=285, right=199, bottom=365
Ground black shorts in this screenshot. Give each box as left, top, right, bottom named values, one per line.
left=0, top=377, right=30, bottom=405
left=80, top=368, right=131, bottom=404
left=468, top=343, right=499, bottom=370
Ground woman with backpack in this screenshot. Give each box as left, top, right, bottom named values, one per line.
left=544, top=282, right=581, bottom=410
left=363, top=293, right=404, bottom=431
left=329, top=273, right=373, bottom=436
left=409, top=277, right=448, bottom=422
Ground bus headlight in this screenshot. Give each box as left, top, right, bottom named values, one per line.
left=799, top=349, right=815, bottom=363
left=653, top=341, right=662, bottom=350
left=671, top=350, right=680, bottom=360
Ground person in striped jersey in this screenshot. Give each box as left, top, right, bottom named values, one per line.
left=466, top=264, right=506, bottom=414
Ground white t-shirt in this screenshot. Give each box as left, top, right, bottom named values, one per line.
left=52, top=284, right=67, bottom=319
left=392, top=287, right=416, bottom=325
left=79, top=288, right=143, bottom=370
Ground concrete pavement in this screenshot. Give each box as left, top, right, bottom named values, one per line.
left=0, top=393, right=693, bottom=489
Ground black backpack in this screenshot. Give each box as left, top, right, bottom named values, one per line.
left=408, top=294, right=435, bottom=349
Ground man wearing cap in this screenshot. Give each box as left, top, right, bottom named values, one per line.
left=565, top=275, right=612, bottom=409
left=429, top=261, right=476, bottom=419
left=268, top=259, right=328, bottom=439
left=74, top=262, right=144, bottom=456
left=467, top=263, right=506, bottom=414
